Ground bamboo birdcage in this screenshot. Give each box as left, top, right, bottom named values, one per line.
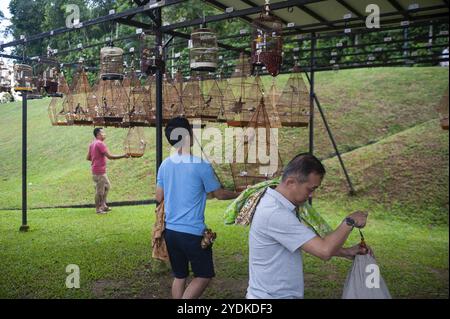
left=127, top=70, right=153, bottom=126
left=225, top=69, right=265, bottom=127
left=13, top=64, right=33, bottom=92
left=166, top=72, right=185, bottom=119
left=230, top=97, right=283, bottom=192
left=140, top=33, right=164, bottom=76
left=181, top=75, right=205, bottom=118
left=48, top=73, right=72, bottom=126
left=275, top=67, right=310, bottom=127
left=146, top=73, right=183, bottom=123
left=251, top=1, right=283, bottom=77
left=201, top=76, right=226, bottom=122
left=124, top=126, right=146, bottom=158
left=190, top=28, right=219, bottom=73
left=43, top=66, right=60, bottom=96
left=94, top=78, right=130, bottom=127
left=437, top=87, right=449, bottom=130
left=68, top=69, right=95, bottom=126
left=100, top=46, right=124, bottom=80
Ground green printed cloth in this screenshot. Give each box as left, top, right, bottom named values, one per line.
left=224, top=178, right=333, bottom=238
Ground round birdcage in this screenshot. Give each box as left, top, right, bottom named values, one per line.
left=100, top=46, right=124, bottom=81
left=190, top=28, right=218, bottom=73
left=13, top=64, right=34, bottom=92
left=124, top=127, right=146, bottom=158
left=251, top=1, right=283, bottom=77
left=140, top=33, right=165, bottom=75
left=43, top=67, right=60, bottom=96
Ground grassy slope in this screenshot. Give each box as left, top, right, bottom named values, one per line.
left=0, top=67, right=448, bottom=213
left=0, top=201, right=447, bottom=299
left=319, top=119, right=449, bottom=225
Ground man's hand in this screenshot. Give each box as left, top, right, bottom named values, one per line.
left=347, top=211, right=368, bottom=228
left=340, top=244, right=375, bottom=260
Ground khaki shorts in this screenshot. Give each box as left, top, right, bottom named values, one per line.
left=93, top=174, right=111, bottom=196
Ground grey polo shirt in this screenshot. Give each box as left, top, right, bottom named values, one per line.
left=246, top=188, right=317, bottom=299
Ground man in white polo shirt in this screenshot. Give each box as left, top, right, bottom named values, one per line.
left=247, top=154, right=369, bottom=299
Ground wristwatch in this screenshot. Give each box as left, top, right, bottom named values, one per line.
left=344, top=217, right=356, bottom=228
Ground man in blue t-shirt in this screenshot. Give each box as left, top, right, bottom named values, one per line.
left=156, top=117, right=239, bottom=299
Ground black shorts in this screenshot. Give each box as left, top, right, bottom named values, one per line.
left=164, top=229, right=215, bottom=279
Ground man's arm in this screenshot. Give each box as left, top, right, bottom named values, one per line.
left=302, top=211, right=368, bottom=261
left=212, top=188, right=240, bottom=200
left=155, top=186, right=164, bottom=205
left=105, top=150, right=129, bottom=160
left=86, top=151, right=91, bottom=161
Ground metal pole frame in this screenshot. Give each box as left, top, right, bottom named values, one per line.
left=155, top=6, right=164, bottom=177
left=20, top=92, right=29, bottom=232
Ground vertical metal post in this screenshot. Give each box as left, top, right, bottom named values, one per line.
left=305, top=71, right=356, bottom=195
left=403, top=26, right=409, bottom=60
left=20, top=92, right=29, bottom=232
left=309, top=33, right=316, bottom=205
left=309, top=33, right=316, bottom=155
left=155, top=6, right=163, bottom=177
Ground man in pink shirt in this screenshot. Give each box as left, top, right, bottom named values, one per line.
left=87, top=128, right=129, bottom=214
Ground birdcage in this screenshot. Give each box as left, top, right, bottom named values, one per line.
left=94, top=78, right=130, bottom=127
left=165, top=72, right=185, bottom=119
left=124, top=127, right=146, bottom=158
left=13, top=64, right=33, bottom=92
left=0, top=60, right=11, bottom=92
left=251, top=1, right=283, bottom=77
left=68, top=69, right=95, bottom=126
left=225, top=71, right=265, bottom=127
left=437, top=87, right=449, bottom=130
left=100, top=46, right=124, bottom=81
left=230, top=97, right=283, bottom=192
left=275, top=67, right=310, bottom=127
left=28, top=75, right=44, bottom=99
left=201, top=76, right=225, bottom=122
left=126, top=71, right=153, bottom=126
left=190, top=28, right=218, bottom=73
left=181, top=75, right=205, bottom=118
left=43, top=66, right=60, bottom=96
left=48, top=74, right=72, bottom=126
left=140, top=33, right=165, bottom=75
left=144, top=74, right=181, bottom=124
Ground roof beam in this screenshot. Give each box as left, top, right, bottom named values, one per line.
left=239, top=0, right=290, bottom=25
left=202, top=0, right=255, bottom=25
left=335, top=0, right=365, bottom=21
left=162, top=0, right=327, bottom=31
left=0, top=0, right=186, bottom=50
left=116, top=17, right=244, bottom=53
left=296, top=4, right=334, bottom=27
left=388, top=0, right=411, bottom=20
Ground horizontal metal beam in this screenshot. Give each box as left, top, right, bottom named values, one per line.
left=0, top=0, right=185, bottom=50
left=162, top=0, right=327, bottom=31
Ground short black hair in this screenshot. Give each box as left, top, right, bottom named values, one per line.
left=93, top=127, right=103, bottom=137
left=282, top=153, right=326, bottom=183
left=164, top=117, right=192, bottom=147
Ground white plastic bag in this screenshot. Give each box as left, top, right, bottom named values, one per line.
left=342, top=254, right=392, bottom=299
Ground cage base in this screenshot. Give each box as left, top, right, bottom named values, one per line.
left=101, top=73, right=124, bottom=81
left=441, top=118, right=449, bottom=130
left=280, top=121, right=309, bottom=128
left=14, top=87, right=33, bottom=92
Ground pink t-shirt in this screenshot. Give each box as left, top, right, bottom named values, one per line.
left=89, top=139, right=108, bottom=175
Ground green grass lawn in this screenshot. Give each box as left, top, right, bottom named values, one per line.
left=0, top=200, right=448, bottom=299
